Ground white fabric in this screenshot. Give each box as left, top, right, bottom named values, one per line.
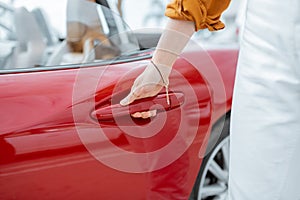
left=228, top=0, right=300, bottom=199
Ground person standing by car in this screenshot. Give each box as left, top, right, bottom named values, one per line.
left=121, top=0, right=300, bottom=199
left=227, top=0, right=300, bottom=199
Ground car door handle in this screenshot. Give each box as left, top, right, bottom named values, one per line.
left=91, top=92, right=184, bottom=121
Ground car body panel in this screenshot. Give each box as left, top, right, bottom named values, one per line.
left=0, top=46, right=238, bottom=199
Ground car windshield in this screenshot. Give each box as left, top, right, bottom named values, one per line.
left=0, top=0, right=140, bottom=70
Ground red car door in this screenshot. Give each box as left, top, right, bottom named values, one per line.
left=0, top=45, right=238, bottom=200
left=0, top=0, right=240, bottom=198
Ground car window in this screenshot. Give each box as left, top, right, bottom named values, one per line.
left=0, top=0, right=140, bottom=72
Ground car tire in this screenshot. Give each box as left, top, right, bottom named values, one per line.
left=190, top=115, right=230, bottom=200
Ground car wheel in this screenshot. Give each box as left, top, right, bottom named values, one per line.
left=191, top=117, right=230, bottom=200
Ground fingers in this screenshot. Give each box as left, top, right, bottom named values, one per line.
left=120, top=79, right=143, bottom=106
left=120, top=62, right=168, bottom=106
left=120, top=91, right=138, bottom=106
left=119, top=85, right=157, bottom=119
left=120, top=89, right=158, bottom=119
left=120, top=84, right=163, bottom=106
left=131, top=110, right=157, bottom=119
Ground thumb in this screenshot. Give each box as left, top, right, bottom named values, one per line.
left=120, top=91, right=136, bottom=106
left=120, top=80, right=143, bottom=106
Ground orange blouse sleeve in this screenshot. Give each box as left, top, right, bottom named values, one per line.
left=165, top=0, right=231, bottom=31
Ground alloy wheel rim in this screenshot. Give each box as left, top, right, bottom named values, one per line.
left=197, top=136, right=230, bottom=200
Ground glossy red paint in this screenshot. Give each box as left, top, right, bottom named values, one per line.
left=0, top=47, right=238, bottom=199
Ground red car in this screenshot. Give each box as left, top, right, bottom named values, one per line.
left=0, top=1, right=238, bottom=199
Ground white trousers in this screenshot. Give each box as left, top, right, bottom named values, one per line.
left=228, top=0, right=300, bottom=199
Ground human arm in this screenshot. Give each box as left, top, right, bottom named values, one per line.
left=120, top=0, right=231, bottom=118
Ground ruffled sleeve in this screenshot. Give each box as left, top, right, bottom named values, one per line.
left=165, top=0, right=231, bottom=31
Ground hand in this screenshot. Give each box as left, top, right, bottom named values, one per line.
left=120, top=61, right=171, bottom=118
